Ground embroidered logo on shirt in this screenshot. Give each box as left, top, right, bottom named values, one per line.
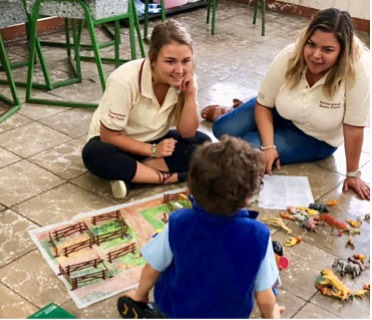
left=319, top=101, right=341, bottom=109
left=108, top=109, right=126, bottom=121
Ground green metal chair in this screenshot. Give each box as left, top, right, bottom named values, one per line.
left=0, top=1, right=79, bottom=91
left=207, top=0, right=266, bottom=36
left=206, top=0, right=217, bottom=35
left=143, top=0, right=166, bottom=41
left=253, top=0, right=266, bottom=36
left=25, top=0, right=145, bottom=108
left=0, top=0, right=27, bottom=122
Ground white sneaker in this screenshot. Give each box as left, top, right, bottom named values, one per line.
left=110, top=180, right=127, bottom=199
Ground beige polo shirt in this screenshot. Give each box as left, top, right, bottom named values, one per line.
left=88, top=58, right=181, bottom=141
left=257, top=43, right=370, bottom=147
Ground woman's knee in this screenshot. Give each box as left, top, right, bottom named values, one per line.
left=195, top=131, right=212, bottom=143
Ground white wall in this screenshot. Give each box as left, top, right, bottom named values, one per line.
left=278, top=0, right=370, bottom=19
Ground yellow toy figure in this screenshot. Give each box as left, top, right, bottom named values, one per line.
left=284, top=236, right=301, bottom=247
left=316, top=269, right=353, bottom=301
left=345, top=217, right=362, bottom=228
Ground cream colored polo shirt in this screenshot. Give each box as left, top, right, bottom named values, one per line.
left=88, top=58, right=180, bottom=141
left=257, top=44, right=370, bottom=147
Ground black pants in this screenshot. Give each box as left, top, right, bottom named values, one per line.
left=82, top=130, right=211, bottom=182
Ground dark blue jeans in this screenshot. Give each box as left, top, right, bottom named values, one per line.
left=212, top=97, right=337, bottom=165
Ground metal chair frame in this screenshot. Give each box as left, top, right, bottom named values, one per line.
left=143, top=0, right=166, bottom=41
left=25, top=0, right=145, bottom=108
left=0, top=32, right=21, bottom=122
left=207, top=0, right=266, bottom=36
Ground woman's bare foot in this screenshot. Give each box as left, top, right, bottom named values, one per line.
left=200, top=98, right=244, bottom=122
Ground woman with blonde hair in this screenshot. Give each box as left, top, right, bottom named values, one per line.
left=213, top=8, right=370, bottom=200
left=82, top=19, right=211, bottom=199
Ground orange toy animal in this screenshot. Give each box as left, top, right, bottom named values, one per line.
left=316, top=214, right=348, bottom=236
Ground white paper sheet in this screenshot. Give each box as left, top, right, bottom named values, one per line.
left=258, top=175, right=314, bottom=209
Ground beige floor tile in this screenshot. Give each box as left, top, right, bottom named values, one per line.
left=0, top=160, right=63, bottom=207
left=3, top=61, right=71, bottom=85
left=39, top=78, right=104, bottom=105
left=0, top=283, right=38, bottom=319
left=0, top=111, right=32, bottom=134
left=29, top=139, right=87, bottom=180
left=13, top=183, right=113, bottom=226
left=61, top=295, right=121, bottom=319
left=18, top=102, right=68, bottom=121
left=0, top=122, right=70, bottom=158
left=0, top=209, right=38, bottom=267
left=197, top=81, right=253, bottom=108
left=0, top=146, right=20, bottom=169
left=293, top=302, right=339, bottom=319
left=38, top=108, right=94, bottom=139
left=310, top=279, right=370, bottom=319
left=251, top=288, right=306, bottom=318
left=314, top=143, right=370, bottom=176
left=0, top=250, right=71, bottom=308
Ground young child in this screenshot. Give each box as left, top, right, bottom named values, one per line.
left=117, top=135, right=285, bottom=318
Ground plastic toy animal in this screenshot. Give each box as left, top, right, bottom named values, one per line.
left=309, top=202, right=329, bottom=213
left=280, top=211, right=296, bottom=221
left=353, top=253, right=366, bottom=264
left=332, top=257, right=361, bottom=279
left=348, top=257, right=366, bottom=271
left=364, top=213, right=370, bottom=222
left=261, top=217, right=292, bottom=235
left=316, top=214, right=348, bottom=236
left=326, top=200, right=338, bottom=206
left=353, top=289, right=369, bottom=299
left=302, top=217, right=318, bottom=232
left=287, top=206, right=315, bottom=217
left=316, top=269, right=353, bottom=301
left=272, top=241, right=289, bottom=270
left=345, top=217, right=362, bottom=228
left=346, top=227, right=360, bottom=236
left=345, top=236, right=355, bottom=250
left=363, top=282, right=370, bottom=291
left=293, top=212, right=308, bottom=223
left=284, top=236, right=301, bottom=247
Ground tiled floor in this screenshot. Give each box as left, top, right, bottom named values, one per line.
left=0, top=1, right=370, bottom=318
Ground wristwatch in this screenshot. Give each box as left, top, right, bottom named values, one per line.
left=346, top=170, right=361, bottom=178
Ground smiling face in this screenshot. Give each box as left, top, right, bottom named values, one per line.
left=151, top=41, right=193, bottom=87
left=303, top=29, right=341, bottom=78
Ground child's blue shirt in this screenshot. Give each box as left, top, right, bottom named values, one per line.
left=141, top=201, right=278, bottom=318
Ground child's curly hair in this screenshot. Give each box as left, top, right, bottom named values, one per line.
left=187, top=135, right=263, bottom=216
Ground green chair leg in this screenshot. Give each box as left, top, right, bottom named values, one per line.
left=143, top=0, right=166, bottom=41
left=206, top=0, right=217, bottom=35
left=0, top=34, right=21, bottom=123
left=253, top=0, right=266, bottom=36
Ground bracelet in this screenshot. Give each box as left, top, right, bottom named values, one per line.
left=151, top=143, right=157, bottom=158
left=260, top=145, right=277, bottom=151
left=346, top=169, right=361, bottom=178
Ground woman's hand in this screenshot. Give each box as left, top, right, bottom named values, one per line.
left=343, top=177, right=370, bottom=200
left=262, top=149, right=281, bottom=175
left=154, top=138, right=177, bottom=158
left=178, top=73, right=195, bottom=96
